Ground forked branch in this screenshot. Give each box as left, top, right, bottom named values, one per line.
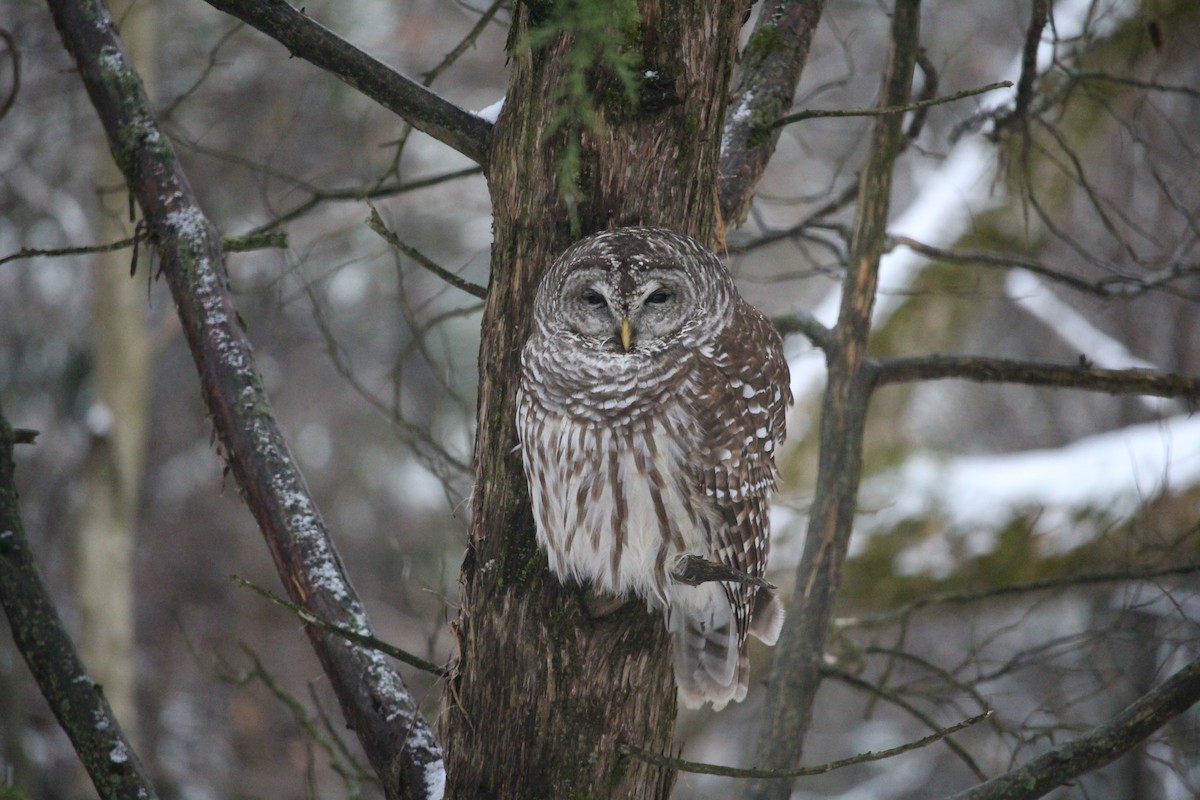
left=946, top=657, right=1200, bottom=800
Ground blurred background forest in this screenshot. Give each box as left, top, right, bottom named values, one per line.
left=1, top=0, right=1198, bottom=798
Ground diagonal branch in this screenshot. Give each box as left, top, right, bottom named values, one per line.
left=366, top=207, right=488, bottom=299
left=719, top=0, right=827, bottom=226
left=944, top=657, right=1200, bottom=800
left=199, top=0, right=492, bottom=166
left=42, top=1, right=441, bottom=797
left=0, top=408, right=160, bottom=799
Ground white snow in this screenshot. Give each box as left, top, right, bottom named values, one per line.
left=766, top=0, right=1182, bottom=578
left=474, top=97, right=504, bottom=123
left=856, top=413, right=1200, bottom=577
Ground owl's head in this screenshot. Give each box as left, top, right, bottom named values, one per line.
left=532, top=227, right=736, bottom=356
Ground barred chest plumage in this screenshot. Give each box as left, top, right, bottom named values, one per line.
left=516, top=345, right=714, bottom=607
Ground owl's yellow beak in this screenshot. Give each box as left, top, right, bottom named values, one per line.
left=619, top=316, right=633, bottom=352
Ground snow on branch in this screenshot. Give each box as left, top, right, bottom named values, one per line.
left=719, top=0, right=826, bottom=226
left=42, top=0, right=442, bottom=795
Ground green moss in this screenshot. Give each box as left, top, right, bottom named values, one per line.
left=745, top=109, right=774, bottom=148
left=742, top=25, right=786, bottom=64
left=517, top=0, right=642, bottom=214
left=95, top=45, right=176, bottom=179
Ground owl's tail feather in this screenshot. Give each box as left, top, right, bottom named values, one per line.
left=749, top=586, right=785, bottom=645
left=671, top=606, right=746, bottom=711
left=671, top=585, right=785, bottom=709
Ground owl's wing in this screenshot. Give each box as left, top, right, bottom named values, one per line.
left=688, top=298, right=792, bottom=642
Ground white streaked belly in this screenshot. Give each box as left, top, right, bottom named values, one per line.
left=523, top=409, right=709, bottom=608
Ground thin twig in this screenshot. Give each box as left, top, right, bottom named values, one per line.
left=231, top=576, right=450, bottom=677
left=840, top=563, right=1200, bottom=629
left=772, top=81, right=1011, bottom=129
left=620, top=710, right=991, bottom=778
left=248, top=166, right=482, bottom=237
left=420, top=0, right=506, bottom=85
left=872, top=354, right=1200, bottom=401
left=946, top=657, right=1200, bottom=800
left=825, top=667, right=989, bottom=780
left=1071, top=70, right=1200, bottom=99
left=366, top=207, right=488, bottom=299
left=1, top=232, right=286, bottom=267
left=0, top=28, right=20, bottom=123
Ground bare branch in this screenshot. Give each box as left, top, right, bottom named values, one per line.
left=226, top=645, right=381, bottom=791
left=842, top=563, right=1200, bottom=629
left=0, top=232, right=285, bottom=267
left=772, top=309, right=833, bottom=350
left=42, top=0, right=441, bottom=796
left=0, top=28, right=18, bottom=123
left=991, top=0, right=1047, bottom=137
left=872, top=355, right=1200, bottom=401
left=944, top=657, right=1200, bottom=800
left=420, top=0, right=506, bottom=86
left=248, top=166, right=482, bottom=237
left=719, top=0, right=827, bottom=226
left=771, top=80, right=1011, bottom=129
left=1071, top=70, right=1200, bottom=100
left=0, top=405, right=160, bottom=798
left=824, top=667, right=989, bottom=780
left=621, top=710, right=991, bottom=778
left=232, top=576, right=449, bottom=677
left=890, top=235, right=1200, bottom=299
left=745, top=5, right=923, bottom=798
left=366, top=207, right=488, bottom=299
left=198, top=0, right=492, bottom=165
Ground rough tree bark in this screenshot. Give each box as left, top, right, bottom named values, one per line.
left=0, top=408, right=159, bottom=799
left=439, top=2, right=750, bottom=796
left=27, top=0, right=1200, bottom=797
left=42, top=0, right=443, bottom=797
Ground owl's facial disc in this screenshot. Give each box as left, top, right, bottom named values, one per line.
left=558, top=266, right=694, bottom=353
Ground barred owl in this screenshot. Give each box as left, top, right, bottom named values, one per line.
left=516, top=226, right=791, bottom=710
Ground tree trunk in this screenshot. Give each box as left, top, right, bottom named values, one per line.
left=440, top=2, right=747, bottom=796
left=743, top=2, right=921, bottom=797
left=72, top=0, right=154, bottom=745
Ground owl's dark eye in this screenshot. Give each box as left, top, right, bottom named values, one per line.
left=645, top=289, right=672, bottom=305
left=581, top=289, right=606, bottom=307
